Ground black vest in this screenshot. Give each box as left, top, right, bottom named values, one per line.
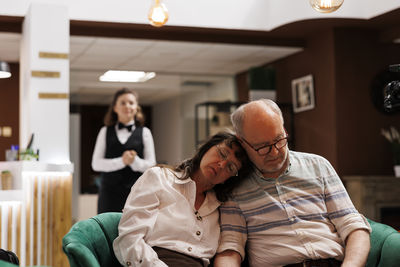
left=102, top=125, right=144, bottom=189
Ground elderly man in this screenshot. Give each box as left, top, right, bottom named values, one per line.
left=214, top=99, right=371, bottom=267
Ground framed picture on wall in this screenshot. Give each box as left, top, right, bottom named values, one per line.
left=291, top=74, right=315, bottom=113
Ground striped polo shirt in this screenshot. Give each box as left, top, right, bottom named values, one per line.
left=218, top=150, right=371, bottom=267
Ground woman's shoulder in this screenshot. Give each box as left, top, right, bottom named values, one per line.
left=141, top=126, right=153, bottom=134
left=95, top=125, right=109, bottom=136
left=143, top=166, right=181, bottom=184
left=101, top=124, right=116, bottom=132
left=144, top=166, right=176, bottom=176
left=143, top=166, right=162, bottom=174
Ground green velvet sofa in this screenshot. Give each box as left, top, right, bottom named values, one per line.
left=366, top=219, right=400, bottom=267
left=0, top=260, right=20, bottom=267
left=0, top=260, right=48, bottom=267
left=62, top=212, right=400, bottom=267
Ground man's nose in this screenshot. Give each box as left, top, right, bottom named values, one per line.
left=268, top=145, right=280, bottom=156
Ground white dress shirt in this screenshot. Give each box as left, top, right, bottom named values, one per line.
left=91, top=121, right=156, bottom=173
left=113, top=167, right=222, bottom=267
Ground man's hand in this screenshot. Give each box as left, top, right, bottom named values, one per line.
left=342, top=229, right=370, bottom=267
left=122, top=150, right=137, bottom=165
left=213, top=250, right=241, bottom=267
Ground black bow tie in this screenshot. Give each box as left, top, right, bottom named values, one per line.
left=118, top=123, right=133, bottom=131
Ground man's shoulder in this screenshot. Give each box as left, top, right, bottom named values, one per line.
left=230, top=170, right=259, bottom=196
left=290, top=150, right=329, bottom=164
left=289, top=150, right=335, bottom=177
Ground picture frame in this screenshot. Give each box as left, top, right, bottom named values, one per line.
left=291, top=74, right=315, bottom=113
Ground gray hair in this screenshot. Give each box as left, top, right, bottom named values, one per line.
left=230, top=99, right=284, bottom=138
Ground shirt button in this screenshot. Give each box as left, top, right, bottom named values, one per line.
left=126, top=261, right=132, bottom=266
left=196, top=231, right=201, bottom=236
left=188, top=247, right=192, bottom=252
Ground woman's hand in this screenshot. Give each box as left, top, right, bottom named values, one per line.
left=122, top=150, right=137, bottom=165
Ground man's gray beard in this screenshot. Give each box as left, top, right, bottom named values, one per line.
left=260, top=151, right=289, bottom=176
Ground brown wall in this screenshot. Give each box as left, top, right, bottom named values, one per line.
left=274, top=30, right=338, bottom=167
left=236, top=27, right=400, bottom=176
left=237, top=30, right=339, bottom=167
left=0, top=63, right=19, bottom=161
left=77, top=105, right=108, bottom=193
left=334, top=28, right=400, bottom=175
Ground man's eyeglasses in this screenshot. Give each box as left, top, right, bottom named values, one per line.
left=216, top=145, right=239, bottom=177
left=241, top=135, right=289, bottom=156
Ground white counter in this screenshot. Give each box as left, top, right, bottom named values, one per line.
left=0, top=161, right=74, bottom=267
left=0, top=161, right=74, bottom=190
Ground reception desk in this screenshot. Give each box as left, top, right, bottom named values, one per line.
left=0, top=161, right=73, bottom=267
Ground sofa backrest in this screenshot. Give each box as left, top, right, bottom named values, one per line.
left=64, top=215, right=400, bottom=267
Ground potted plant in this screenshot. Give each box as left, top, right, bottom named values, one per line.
left=19, top=148, right=39, bottom=161
left=1, top=170, right=12, bottom=190
left=381, top=126, right=400, bottom=177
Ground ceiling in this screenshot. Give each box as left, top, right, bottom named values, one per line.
left=0, top=32, right=302, bottom=105
left=1, top=6, right=400, bottom=105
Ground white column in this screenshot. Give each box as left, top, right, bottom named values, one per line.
left=20, top=3, right=70, bottom=164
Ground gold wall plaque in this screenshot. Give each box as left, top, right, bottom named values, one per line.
left=39, top=52, right=69, bottom=59
left=31, top=71, right=60, bottom=78
left=38, top=93, right=69, bottom=99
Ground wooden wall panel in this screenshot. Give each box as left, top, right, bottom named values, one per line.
left=0, top=203, right=22, bottom=260
left=7, top=206, right=12, bottom=249
left=47, top=177, right=52, bottom=265
left=33, top=177, right=38, bottom=264
left=40, top=178, right=46, bottom=264
left=0, top=173, right=72, bottom=266
left=16, top=204, right=21, bottom=260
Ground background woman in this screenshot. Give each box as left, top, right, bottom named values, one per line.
left=92, top=88, right=156, bottom=214
left=113, top=131, right=251, bottom=267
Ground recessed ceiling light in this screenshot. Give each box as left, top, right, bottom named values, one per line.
left=99, top=70, right=156, bottom=82
left=0, top=61, right=12, bottom=79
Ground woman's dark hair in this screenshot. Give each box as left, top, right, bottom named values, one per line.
left=161, top=131, right=251, bottom=202
left=104, top=88, right=145, bottom=127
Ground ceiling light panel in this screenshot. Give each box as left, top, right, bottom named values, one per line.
left=99, top=70, right=156, bottom=82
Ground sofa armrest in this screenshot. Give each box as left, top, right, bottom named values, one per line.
left=378, top=231, right=400, bottom=267
left=366, top=219, right=400, bottom=267
left=63, top=242, right=101, bottom=267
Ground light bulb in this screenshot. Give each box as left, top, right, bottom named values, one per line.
left=148, top=0, right=169, bottom=27
left=309, top=0, right=344, bottom=13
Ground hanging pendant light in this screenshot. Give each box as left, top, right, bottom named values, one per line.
left=148, top=0, right=169, bottom=27
left=0, top=61, right=11, bottom=79
left=309, top=0, right=344, bottom=13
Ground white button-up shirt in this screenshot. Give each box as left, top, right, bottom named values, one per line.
left=113, top=167, right=222, bottom=267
